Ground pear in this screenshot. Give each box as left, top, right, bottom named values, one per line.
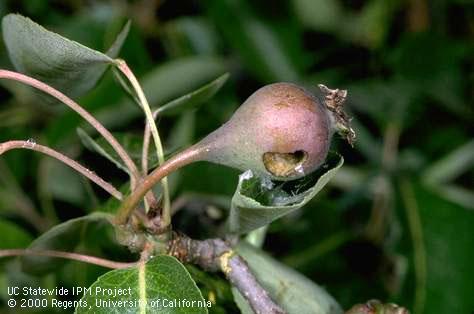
left=196, top=82, right=333, bottom=180
left=117, top=83, right=354, bottom=223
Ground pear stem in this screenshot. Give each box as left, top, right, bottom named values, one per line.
left=0, top=69, right=141, bottom=190
left=115, top=145, right=205, bottom=225
left=115, top=60, right=171, bottom=226
left=0, top=140, right=123, bottom=200
left=141, top=108, right=162, bottom=176
left=0, top=249, right=136, bottom=269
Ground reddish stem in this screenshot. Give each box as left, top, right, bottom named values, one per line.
left=0, top=140, right=122, bottom=200
left=115, top=145, right=205, bottom=225
left=0, top=249, right=136, bottom=269
left=0, top=69, right=141, bottom=190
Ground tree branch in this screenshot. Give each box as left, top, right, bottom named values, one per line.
left=168, top=233, right=285, bottom=314
left=0, top=140, right=123, bottom=200
left=0, top=249, right=136, bottom=269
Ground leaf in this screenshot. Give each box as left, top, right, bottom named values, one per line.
left=0, top=219, right=33, bottom=249
left=78, top=72, right=227, bottom=172
left=77, top=128, right=133, bottom=174
left=388, top=33, right=471, bottom=117
left=429, top=184, right=474, bottom=210
left=348, top=79, right=416, bottom=127
left=167, top=113, right=196, bottom=153
left=350, top=0, right=400, bottom=48
left=422, top=140, right=474, bottom=185
left=293, top=0, right=400, bottom=48
left=105, top=20, right=131, bottom=58
left=163, top=17, right=220, bottom=56
left=228, top=153, right=343, bottom=234
left=77, top=128, right=182, bottom=175
left=156, top=73, right=229, bottom=116
left=349, top=118, right=382, bottom=163
left=2, top=14, right=129, bottom=98
left=185, top=264, right=235, bottom=313
left=46, top=158, right=88, bottom=206
left=20, top=212, right=114, bottom=275
left=398, top=183, right=474, bottom=314
left=139, top=57, right=227, bottom=108
left=92, top=56, right=227, bottom=131
left=233, top=242, right=343, bottom=314
left=293, top=0, right=343, bottom=33
left=76, top=255, right=209, bottom=314
left=154, top=113, right=197, bottom=197
left=205, top=1, right=299, bottom=82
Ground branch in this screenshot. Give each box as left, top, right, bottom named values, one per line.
left=168, top=234, right=285, bottom=314
left=0, top=140, right=123, bottom=200
left=0, top=69, right=141, bottom=190
left=0, top=249, right=136, bottom=269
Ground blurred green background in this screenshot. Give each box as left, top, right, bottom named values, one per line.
left=0, top=0, right=473, bottom=313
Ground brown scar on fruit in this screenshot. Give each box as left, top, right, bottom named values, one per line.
left=262, top=150, right=308, bottom=177
left=298, top=97, right=317, bottom=113
left=271, top=84, right=317, bottom=112
left=318, top=84, right=356, bottom=146
left=273, top=102, right=290, bottom=109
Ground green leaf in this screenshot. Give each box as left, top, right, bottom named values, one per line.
left=389, top=33, right=471, bottom=117
left=228, top=153, right=343, bottom=234
left=185, top=265, right=235, bottom=313
left=350, top=0, right=400, bottom=48
left=398, top=183, right=474, bottom=314
left=167, top=113, right=196, bottom=153
left=77, top=128, right=134, bottom=174
left=163, top=17, right=220, bottom=57
left=93, top=56, right=227, bottom=130
left=77, top=128, right=183, bottom=175
left=20, top=212, right=114, bottom=275
left=0, top=219, right=33, bottom=249
left=233, top=242, right=343, bottom=314
left=294, top=0, right=400, bottom=48
left=156, top=73, right=229, bottom=116
left=78, top=72, right=227, bottom=172
left=105, top=20, right=130, bottom=58
left=205, top=1, right=299, bottom=82
left=293, top=0, right=343, bottom=33
left=76, top=255, right=209, bottom=314
left=2, top=14, right=129, bottom=98
left=429, top=184, right=474, bottom=210
left=139, top=57, right=227, bottom=109
left=422, top=140, right=474, bottom=185
left=46, top=158, right=88, bottom=206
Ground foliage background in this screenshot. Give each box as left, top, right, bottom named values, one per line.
left=0, top=0, right=473, bottom=313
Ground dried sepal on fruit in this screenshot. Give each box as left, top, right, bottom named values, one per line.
left=318, top=84, right=356, bottom=146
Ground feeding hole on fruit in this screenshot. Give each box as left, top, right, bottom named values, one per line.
left=262, top=150, right=308, bottom=178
